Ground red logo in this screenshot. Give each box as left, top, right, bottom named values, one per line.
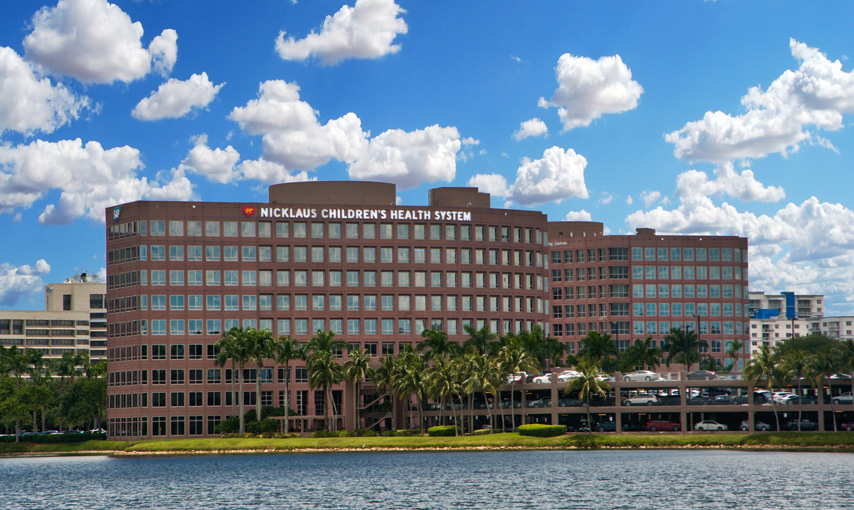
left=242, top=206, right=256, bottom=217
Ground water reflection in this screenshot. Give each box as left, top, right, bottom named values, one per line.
left=1, top=450, right=852, bottom=509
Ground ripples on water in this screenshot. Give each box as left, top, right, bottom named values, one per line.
left=1, top=449, right=852, bottom=509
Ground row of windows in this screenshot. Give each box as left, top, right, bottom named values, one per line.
left=551, top=283, right=749, bottom=301
left=110, top=269, right=546, bottom=291
left=113, top=219, right=546, bottom=244
left=551, top=320, right=745, bottom=338
left=549, top=265, right=745, bottom=282
left=550, top=247, right=744, bottom=264
left=552, top=302, right=747, bottom=319
left=123, top=244, right=546, bottom=268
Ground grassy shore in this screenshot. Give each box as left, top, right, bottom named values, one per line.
left=3, top=432, right=854, bottom=456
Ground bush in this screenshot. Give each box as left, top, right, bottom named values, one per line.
left=350, top=428, right=378, bottom=437
left=473, top=428, right=492, bottom=435
left=311, top=430, right=339, bottom=438
left=0, top=432, right=106, bottom=443
left=427, top=425, right=461, bottom=437
left=246, top=419, right=280, bottom=435
left=518, top=424, right=567, bottom=438
left=392, top=429, right=422, bottom=437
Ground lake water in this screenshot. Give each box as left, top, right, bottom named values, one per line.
left=1, top=449, right=852, bottom=509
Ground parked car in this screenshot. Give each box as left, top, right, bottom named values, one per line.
left=527, top=397, right=551, bottom=408
left=781, top=395, right=818, bottom=405
left=695, top=420, right=728, bottom=431
left=686, top=370, right=717, bottom=380
left=645, top=420, right=681, bottom=431
left=832, top=392, right=854, bottom=405
left=772, top=391, right=796, bottom=404
left=622, top=370, right=662, bottom=382
left=622, top=393, right=658, bottom=406
left=732, top=393, right=769, bottom=405
left=558, top=370, right=581, bottom=382
left=507, top=372, right=527, bottom=384
left=595, top=422, right=617, bottom=432
left=740, top=420, right=772, bottom=431
left=840, top=422, right=854, bottom=431
left=558, top=397, right=583, bottom=407
left=686, top=396, right=713, bottom=405
left=782, top=419, right=819, bottom=431
left=621, top=422, right=644, bottom=432
left=713, top=395, right=733, bottom=405
left=532, top=373, right=553, bottom=384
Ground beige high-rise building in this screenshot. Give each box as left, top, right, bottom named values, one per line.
left=0, top=273, right=107, bottom=361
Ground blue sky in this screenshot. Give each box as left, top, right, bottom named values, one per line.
left=2, top=0, right=854, bottom=314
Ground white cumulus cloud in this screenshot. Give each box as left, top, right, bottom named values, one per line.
left=640, top=190, right=662, bottom=208
left=23, top=0, right=178, bottom=84
left=179, top=138, right=241, bottom=184
left=348, top=125, right=461, bottom=189
left=514, top=118, right=548, bottom=141
left=674, top=162, right=785, bottom=202
left=230, top=80, right=462, bottom=189
left=275, top=0, right=407, bottom=65
left=0, top=259, right=51, bottom=306
left=132, top=72, right=224, bottom=121
left=0, top=47, right=90, bottom=136
left=467, top=174, right=509, bottom=198
left=563, top=210, right=592, bottom=221
left=539, top=52, right=643, bottom=130
left=0, top=138, right=193, bottom=224
left=666, top=39, right=854, bottom=162
left=509, top=146, right=590, bottom=206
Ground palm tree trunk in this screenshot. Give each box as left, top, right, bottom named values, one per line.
left=256, top=363, right=263, bottom=421
left=238, top=365, right=245, bottom=434
left=284, top=376, right=290, bottom=434
left=482, top=391, right=493, bottom=432
left=510, top=382, right=516, bottom=431
left=354, top=381, right=360, bottom=430
left=324, top=383, right=331, bottom=432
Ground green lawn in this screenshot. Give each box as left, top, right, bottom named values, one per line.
left=3, top=433, right=854, bottom=455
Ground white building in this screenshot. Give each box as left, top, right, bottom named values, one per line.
left=0, top=274, right=107, bottom=361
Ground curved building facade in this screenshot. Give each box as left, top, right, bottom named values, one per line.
left=106, top=182, right=550, bottom=438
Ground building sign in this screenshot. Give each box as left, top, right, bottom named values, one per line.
left=258, top=207, right=472, bottom=222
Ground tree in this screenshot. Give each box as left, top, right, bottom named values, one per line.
left=663, top=327, right=706, bottom=372
left=579, top=331, right=618, bottom=371
left=246, top=328, right=277, bottom=420
left=305, top=330, right=348, bottom=431
left=566, top=358, right=611, bottom=433
left=779, top=349, right=809, bottom=431
left=307, top=349, right=344, bottom=432
left=425, top=356, right=460, bottom=433
left=1, top=346, right=30, bottom=440
left=393, top=351, right=427, bottom=431
left=462, top=352, right=498, bottom=432
left=620, top=336, right=661, bottom=372
left=215, top=327, right=251, bottom=434
left=418, top=328, right=460, bottom=361
left=744, top=344, right=782, bottom=431
left=274, top=336, right=304, bottom=434
left=344, top=348, right=374, bottom=430
left=498, top=337, right=539, bottom=431
left=805, top=349, right=838, bottom=431
left=840, top=339, right=854, bottom=414
left=373, top=354, right=400, bottom=431
left=725, top=339, right=745, bottom=373
left=462, top=324, right=497, bottom=355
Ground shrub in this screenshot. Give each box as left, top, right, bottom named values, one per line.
left=1, top=432, right=106, bottom=443
left=428, top=425, right=461, bottom=437
left=311, top=430, right=339, bottom=438
left=246, top=419, right=280, bottom=435
left=518, top=424, right=567, bottom=438
left=392, top=429, right=422, bottom=437
left=473, top=428, right=492, bottom=435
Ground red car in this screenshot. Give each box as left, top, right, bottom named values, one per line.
left=645, top=419, right=681, bottom=431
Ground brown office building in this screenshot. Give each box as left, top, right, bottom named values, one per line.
left=105, top=181, right=748, bottom=438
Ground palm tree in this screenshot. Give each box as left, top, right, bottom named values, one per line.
left=567, top=358, right=611, bottom=432
left=274, top=336, right=304, bottom=434
left=744, top=344, right=782, bottom=431
left=463, top=324, right=497, bottom=355
left=2, top=346, right=30, bottom=440
left=418, top=328, right=460, bottom=361
left=621, top=336, right=661, bottom=372
left=579, top=331, right=618, bottom=371
left=425, top=356, right=459, bottom=433
left=840, top=339, right=854, bottom=414
left=305, top=330, right=348, bottom=431
left=725, top=339, right=745, bottom=373
left=216, top=327, right=250, bottom=434
left=246, top=327, right=277, bottom=420
left=344, top=348, right=374, bottom=430
left=462, top=352, right=498, bottom=432
left=663, top=327, right=706, bottom=373
left=307, top=349, right=344, bottom=432
left=393, top=351, right=427, bottom=431
left=498, top=337, right=539, bottom=431
left=779, top=349, right=809, bottom=431
left=374, top=354, right=400, bottom=431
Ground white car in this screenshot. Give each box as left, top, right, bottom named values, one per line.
left=622, top=393, right=658, bottom=406
left=695, top=420, right=728, bottom=431
left=557, top=370, right=581, bottom=382
left=532, top=373, right=552, bottom=384
left=772, top=392, right=796, bottom=404
left=621, top=370, right=662, bottom=382
left=507, top=372, right=527, bottom=384
left=832, top=392, right=854, bottom=405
